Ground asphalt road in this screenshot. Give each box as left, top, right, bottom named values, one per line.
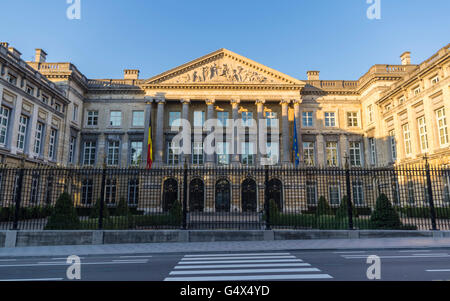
left=0, top=248, right=450, bottom=281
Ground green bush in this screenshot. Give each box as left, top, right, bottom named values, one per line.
left=169, top=200, right=183, bottom=224
left=316, top=196, right=333, bottom=216
left=90, top=199, right=110, bottom=219
left=336, top=196, right=358, bottom=219
left=115, top=198, right=130, bottom=217
left=45, top=193, right=81, bottom=230
left=370, top=193, right=402, bottom=229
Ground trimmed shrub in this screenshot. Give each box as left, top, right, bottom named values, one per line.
left=336, top=196, right=358, bottom=219
left=370, top=193, right=402, bottom=229
left=169, top=200, right=183, bottom=224
left=316, top=196, right=333, bottom=216
left=90, top=199, right=110, bottom=219
left=116, top=198, right=130, bottom=217
left=45, top=193, right=80, bottom=230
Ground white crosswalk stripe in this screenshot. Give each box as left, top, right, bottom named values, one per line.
left=164, top=252, right=333, bottom=281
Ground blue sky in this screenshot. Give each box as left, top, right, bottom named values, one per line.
left=1, top=0, right=449, bottom=80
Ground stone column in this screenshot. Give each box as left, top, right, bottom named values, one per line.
left=205, top=99, right=216, bottom=165
left=0, top=85, right=4, bottom=107
left=281, top=99, right=291, bottom=165
left=29, top=104, right=39, bottom=158
left=316, top=134, right=325, bottom=167
left=293, top=99, right=302, bottom=164
left=180, top=98, right=190, bottom=165
left=339, top=134, right=348, bottom=167
left=10, top=96, right=23, bottom=155
left=231, top=99, right=241, bottom=165
left=392, top=114, right=405, bottom=162
left=154, top=97, right=166, bottom=166
left=142, top=98, right=153, bottom=167
left=256, top=99, right=265, bottom=165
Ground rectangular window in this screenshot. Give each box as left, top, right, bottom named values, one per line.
left=407, top=181, right=415, bottom=204
left=169, top=111, right=181, bottom=127
left=402, top=124, right=412, bottom=155
left=302, top=112, right=313, bottom=127
left=17, top=115, right=29, bottom=152
left=347, top=112, right=359, bottom=127
left=128, top=179, right=139, bottom=205
left=192, top=142, right=204, bottom=165
left=193, top=111, right=205, bottom=127
left=242, top=111, right=253, bottom=127
left=217, top=112, right=229, bottom=127
left=324, top=112, right=336, bottom=127
left=367, top=105, right=374, bottom=124
left=132, top=111, right=145, bottom=127
left=389, top=130, right=397, bottom=161
left=303, top=142, right=315, bottom=166
left=444, top=175, right=450, bottom=203
left=26, top=85, right=34, bottom=96
left=69, top=136, right=76, bottom=164
left=83, top=141, right=97, bottom=166
left=87, top=111, right=98, bottom=126
left=398, top=97, right=405, bottom=105
left=436, top=108, right=449, bottom=146
left=369, top=138, right=377, bottom=165
left=266, top=142, right=279, bottom=165
left=107, top=140, right=120, bottom=166
left=6, top=73, right=17, bottom=85
left=42, top=94, right=49, bottom=104
left=265, top=112, right=278, bottom=128
left=241, top=142, right=255, bottom=165
left=217, top=142, right=230, bottom=165
left=81, top=179, right=93, bottom=205
left=0, top=106, right=10, bottom=147
left=48, top=129, right=57, bottom=160
left=414, top=87, right=421, bottom=95
left=329, top=184, right=341, bottom=205
left=352, top=181, right=364, bottom=205
left=130, top=141, right=143, bottom=166
left=73, top=104, right=79, bottom=121
left=55, top=102, right=61, bottom=112
left=385, top=104, right=392, bottom=112
left=33, top=122, right=44, bottom=155
left=110, top=111, right=122, bottom=126
left=417, top=116, right=429, bottom=152
left=326, top=142, right=338, bottom=167
left=306, top=181, right=317, bottom=205
left=105, top=179, right=117, bottom=205
left=349, top=142, right=361, bottom=167
left=167, top=142, right=180, bottom=165
left=431, top=76, right=440, bottom=85
left=30, top=174, right=40, bottom=204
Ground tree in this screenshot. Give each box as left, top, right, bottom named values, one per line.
left=336, top=195, right=358, bottom=219
left=370, top=193, right=402, bottom=229
left=316, top=196, right=333, bottom=215
left=45, top=193, right=80, bottom=230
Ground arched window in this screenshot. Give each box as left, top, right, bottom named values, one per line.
left=267, top=179, right=283, bottom=211
left=242, top=178, right=257, bottom=212
left=215, top=179, right=231, bottom=212
left=189, top=179, right=204, bottom=212
left=162, top=178, right=178, bottom=212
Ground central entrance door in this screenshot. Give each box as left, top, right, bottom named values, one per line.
left=215, top=179, right=231, bottom=212
left=189, top=179, right=204, bottom=212
left=241, top=178, right=257, bottom=212
left=267, top=179, right=283, bottom=211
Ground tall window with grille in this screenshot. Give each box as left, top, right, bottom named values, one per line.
left=17, top=115, right=29, bottom=152
left=326, top=142, right=338, bottom=167
left=217, top=112, right=229, bottom=127
left=33, top=122, right=44, bottom=155
left=352, top=181, right=364, bottom=205
left=128, top=179, right=139, bottom=206
left=369, top=138, right=377, bottom=165
left=83, top=141, right=97, bottom=166
left=242, top=111, right=253, bottom=127
left=436, top=108, right=449, bottom=146
left=417, top=116, right=429, bottom=152
left=48, top=129, right=58, bottom=161
left=167, top=142, right=180, bottom=165
left=194, top=111, right=205, bottom=127
left=407, top=181, right=415, bottom=204
left=192, top=142, right=204, bottom=165
left=266, top=142, right=279, bottom=165
left=306, top=181, right=317, bottom=205
left=302, top=112, right=313, bottom=127
left=324, top=112, right=335, bottom=127
left=329, top=183, right=341, bottom=205
left=30, top=174, right=40, bottom=204
left=132, top=111, right=144, bottom=127
left=303, top=142, right=315, bottom=166
left=389, top=130, right=397, bottom=161
left=169, top=112, right=181, bottom=128
left=349, top=142, right=361, bottom=167
left=0, top=106, right=10, bottom=147
left=402, top=123, right=412, bottom=155
left=69, top=136, right=76, bottom=164
left=107, top=141, right=120, bottom=166
left=347, top=112, right=359, bottom=127
left=86, top=111, right=98, bottom=126
left=444, top=174, right=450, bottom=203
left=81, top=179, right=93, bottom=205
left=367, top=105, right=374, bottom=124
left=265, top=112, right=278, bottom=128
left=105, top=179, right=117, bottom=205
left=217, top=141, right=230, bottom=165
left=130, top=141, right=143, bottom=166
left=109, top=111, right=122, bottom=127
left=241, top=142, right=255, bottom=165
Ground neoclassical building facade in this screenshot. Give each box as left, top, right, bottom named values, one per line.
left=0, top=42, right=449, bottom=169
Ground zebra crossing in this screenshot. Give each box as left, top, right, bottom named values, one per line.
left=164, top=252, right=333, bottom=281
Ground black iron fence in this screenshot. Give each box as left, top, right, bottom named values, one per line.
left=0, top=164, right=449, bottom=231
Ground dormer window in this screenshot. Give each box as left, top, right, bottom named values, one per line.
left=26, top=85, right=34, bottom=96
left=431, top=75, right=440, bottom=85
left=42, top=94, right=49, bottom=104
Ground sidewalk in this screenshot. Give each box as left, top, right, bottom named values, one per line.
left=1, top=237, right=450, bottom=257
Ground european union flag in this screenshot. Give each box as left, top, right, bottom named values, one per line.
left=293, top=117, right=301, bottom=167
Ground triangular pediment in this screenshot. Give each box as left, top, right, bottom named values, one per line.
left=144, top=49, right=304, bottom=86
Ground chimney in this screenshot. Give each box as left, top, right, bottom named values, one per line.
left=7, top=47, right=22, bottom=59
left=307, top=71, right=320, bottom=81
left=124, top=69, right=140, bottom=80
left=35, top=49, right=47, bottom=63
left=400, top=51, right=411, bottom=65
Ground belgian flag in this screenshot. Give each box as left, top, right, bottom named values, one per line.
left=147, top=114, right=153, bottom=169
